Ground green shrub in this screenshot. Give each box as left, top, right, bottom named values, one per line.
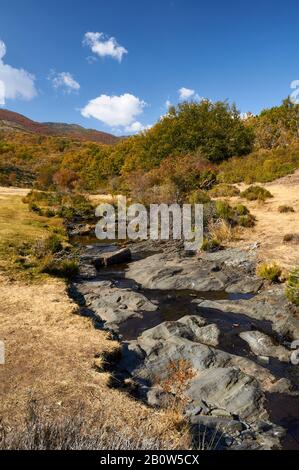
left=215, top=200, right=233, bottom=220
left=241, top=186, right=273, bottom=201
left=201, top=238, right=221, bottom=252
left=214, top=200, right=255, bottom=227
left=238, top=214, right=256, bottom=227
left=257, top=263, right=282, bottom=282
left=234, top=204, right=250, bottom=216
left=285, top=269, right=299, bottom=306
left=188, top=189, right=211, bottom=204
left=278, top=205, right=295, bottom=213
left=217, top=145, right=299, bottom=184
left=209, top=184, right=240, bottom=198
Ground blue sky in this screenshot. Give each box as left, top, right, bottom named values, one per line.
left=0, top=0, right=298, bottom=134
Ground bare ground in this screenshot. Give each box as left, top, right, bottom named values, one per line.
left=230, top=170, right=299, bottom=270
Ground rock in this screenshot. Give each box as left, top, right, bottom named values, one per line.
left=126, top=248, right=261, bottom=293
left=190, top=415, right=245, bottom=434
left=187, top=367, right=264, bottom=421
left=125, top=317, right=269, bottom=426
left=137, top=316, right=220, bottom=354
left=195, top=285, right=299, bottom=340
left=69, top=224, right=94, bottom=237
left=95, top=248, right=132, bottom=268
left=88, top=286, right=157, bottom=329
left=268, top=378, right=293, bottom=394
left=240, top=331, right=291, bottom=362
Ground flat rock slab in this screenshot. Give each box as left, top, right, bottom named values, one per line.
left=94, top=248, right=132, bottom=268
left=125, top=249, right=262, bottom=293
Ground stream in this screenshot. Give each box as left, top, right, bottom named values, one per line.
left=70, top=232, right=299, bottom=450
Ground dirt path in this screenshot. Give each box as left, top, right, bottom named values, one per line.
left=231, top=170, right=299, bottom=270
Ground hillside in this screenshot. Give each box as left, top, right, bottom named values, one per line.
left=0, top=109, right=119, bottom=145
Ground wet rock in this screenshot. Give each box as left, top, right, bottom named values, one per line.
left=240, top=331, right=291, bottom=362
left=196, top=286, right=299, bottom=340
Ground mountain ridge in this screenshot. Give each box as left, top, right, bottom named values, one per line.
left=0, top=109, right=119, bottom=145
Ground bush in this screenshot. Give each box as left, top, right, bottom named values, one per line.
left=215, top=200, right=233, bottom=220
left=283, top=233, right=299, bottom=244
left=257, top=263, right=282, bottom=282
left=188, top=189, right=211, bottom=205
left=214, top=200, right=255, bottom=228
left=285, top=269, right=299, bottom=306
left=217, top=145, right=299, bottom=184
left=201, top=238, right=221, bottom=252
left=278, top=205, right=295, bottom=213
left=234, top=204, right=250, bottom=216
left=209, top=184, right=240, bottom=198
left=241, top=185, right=273, bottom=201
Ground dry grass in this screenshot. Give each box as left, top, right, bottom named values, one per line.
left=208, top=219, right=241, bottom=245
left=0, top=401, right=177, bottom=450
left=226, top=170, right=299, bottom=269
left=0, top=189, right=188, bottom=449
left=0, top=275, right=186, bottom=448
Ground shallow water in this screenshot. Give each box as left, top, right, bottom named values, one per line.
left=74, top=239, right=299, bottom=450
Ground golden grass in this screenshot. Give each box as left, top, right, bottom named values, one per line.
left=0, top=190, right=188, bottom=449
left=208, top=219, right=241, bottom=245
left=0, top=194, right=65, bottom=278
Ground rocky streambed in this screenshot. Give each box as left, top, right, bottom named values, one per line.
left=69, top=236, right=299, bottom=450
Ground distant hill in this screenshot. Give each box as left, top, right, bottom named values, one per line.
left=0, top=109, right=119, bottom=145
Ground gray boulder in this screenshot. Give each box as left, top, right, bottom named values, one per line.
left=240, top=331, right=291, bottom=362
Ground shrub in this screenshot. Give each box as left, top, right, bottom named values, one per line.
left=214, top=200, right=255, bottom=228
left=209, top=184, right=240, bottom=198
left=238, top=214, right=256, bottom=227
left=278, top=205, right=295, bottom=213
left=215, top=200, right=233, bottom=220
left=241, top=186, right=273, bottom=201
left=285, top=269, right=299, bottom=306
left=234, top=204, right=250, bottom=216
left=217, top=145, right=299, bottom=184
left=257, top=263, right=282, bottom=282
left=201, top=238, right=221, bottom=252
left=283, top=233, right=299, bottom=244
left=188, top=189, right=211, bottom=205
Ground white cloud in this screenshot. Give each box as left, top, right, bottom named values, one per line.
left=165, top=99, right=172, bottom=109
left=125, top=121, right=152, bottom=133
left=50, top=71, right=80, bottom=93
left=178, top=87, right=195, bottom=100
left=81, top=93, right=146, bottom=128
left=83, top=32, right=128, bottom=62
left=0, top=40, right=37, bottom=104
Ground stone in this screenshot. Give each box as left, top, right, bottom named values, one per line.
left=94, top=248, right=132, bottom=268
left=240, top=331, right=291, bottom=362
left=126, top=249, right=261, bottom=293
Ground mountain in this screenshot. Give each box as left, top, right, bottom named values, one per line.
left=0, top=109, right=119, bottom=145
